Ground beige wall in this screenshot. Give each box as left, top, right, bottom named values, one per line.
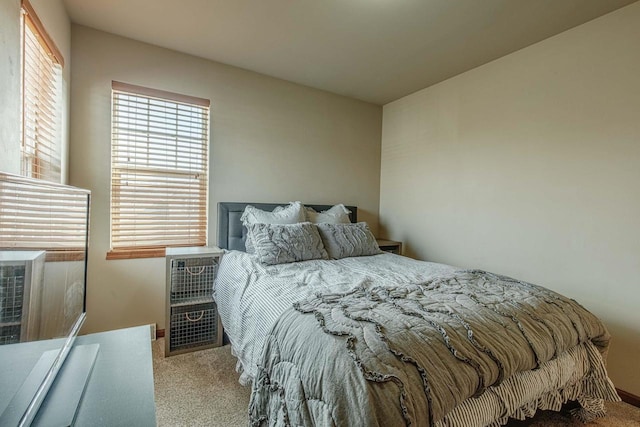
left=380, top=2, right=640, bottom=395
left=69, top=25, right=382, bottom=335
left=0, top=0, right=21, bottom=174
left=0, top=0, right=71, bottom=181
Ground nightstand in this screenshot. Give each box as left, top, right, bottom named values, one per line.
left=376, top=239, right=403, bottom=255
left=165, top=246, right=223, bottom=357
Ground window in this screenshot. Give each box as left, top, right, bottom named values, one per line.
left=21, top=0, right=64, bottom=183
left=0, top=172, right=90, bottom=262
left=108, top=82, right=210, bottom=259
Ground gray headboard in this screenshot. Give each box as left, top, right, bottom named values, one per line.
left=217, top=202, right=358, bottom=251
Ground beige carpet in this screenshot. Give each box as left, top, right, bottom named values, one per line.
left=152, top=339, right=640, bottom=426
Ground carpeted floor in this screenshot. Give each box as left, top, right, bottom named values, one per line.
left=152, top=339, right=640, bottom=426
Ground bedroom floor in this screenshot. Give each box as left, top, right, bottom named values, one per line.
left=152, top=339, right=640, bottom=426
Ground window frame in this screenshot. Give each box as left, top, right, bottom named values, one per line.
left=107, top=81, right=210, bottom=260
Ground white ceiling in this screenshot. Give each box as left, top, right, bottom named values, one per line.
left=63, top=0, right=637, bottom=105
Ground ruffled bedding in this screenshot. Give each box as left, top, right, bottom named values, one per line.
left=213, top=251, right=619, bottom=426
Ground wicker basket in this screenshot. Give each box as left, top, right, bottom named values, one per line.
left=169, top=257, right=218, bottom=303
left=169, top=302, right=217, bottom=352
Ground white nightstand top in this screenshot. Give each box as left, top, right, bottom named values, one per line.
left=166, top=246, right=222, bottom=257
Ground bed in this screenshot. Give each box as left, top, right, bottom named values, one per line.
left=214, top=202, right=620, bottom=427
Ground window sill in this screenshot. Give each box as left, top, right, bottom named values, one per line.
left=46, top=250, right=86, bottom=262
left=106, top=248, right=166, bottom=260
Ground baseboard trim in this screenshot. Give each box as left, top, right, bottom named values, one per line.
left=156, top=329, right=165, bottom=339
left=617, top=388, right=640, bottom=407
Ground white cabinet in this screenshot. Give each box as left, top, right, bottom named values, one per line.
left=165, top=247, right=223, bottom=356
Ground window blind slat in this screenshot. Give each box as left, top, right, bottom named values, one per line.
left=112, top=162, right=206, bottom=172
left=112, top=101, right=209, bottom=120
left=110, top=83, right=209, bottom=252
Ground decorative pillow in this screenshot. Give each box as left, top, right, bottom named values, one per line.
left=247, top=222, right=328, bottom=265
left=241, top=202, right=306, bottom=253
left=305, top=204, right=351, bottom=224
left=316, top=222, right=382, bottom=259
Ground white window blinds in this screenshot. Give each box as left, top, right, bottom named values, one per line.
left=0, top=172, right=90, bottom=261
left=21, top=0, right=63, bottom=183
left=110, top=82, right=210, bottom=257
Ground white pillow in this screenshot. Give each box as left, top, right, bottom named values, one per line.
left=241, top=202, right=305, bottom=253
left=305, top=204, right=351, bottom=224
